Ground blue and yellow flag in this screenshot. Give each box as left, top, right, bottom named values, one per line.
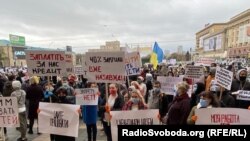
left=150, top=42, right=164, bottom=70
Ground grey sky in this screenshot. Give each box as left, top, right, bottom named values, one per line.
left=0, top=0, right=249, bottom=54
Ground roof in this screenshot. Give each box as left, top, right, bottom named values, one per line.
left=196, top=23, right=227, bottom=35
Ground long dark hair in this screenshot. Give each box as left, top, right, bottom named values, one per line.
left=199, top=91, right=220, bottom=107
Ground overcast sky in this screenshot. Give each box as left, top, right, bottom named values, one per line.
left=0, top=0, right=250, bottom=54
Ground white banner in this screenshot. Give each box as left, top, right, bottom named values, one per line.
left=196, top=108, right=250, bottom=125
left=215, top=67, right=233, bottom=90
left=65, top=52, right=74, bottom=75
left=157, top=76, right=183, bottom=95
left=25, top=50, right=66, bottom=76
left=195, top=58, right=215, bottom=66
left=0, top=97, right=19, bottom=127
left=75, top=88, right=99, bottom=105
left=85, top=51, right=126, bottom=83
left=74, top=66, right=84, bottom=75
left=125, top=52, right=142, bottom=76
left=38, top=102, right=80, bottom=137
left=237, top=90, right=250, bottom=101
left=110, top=109, right=159, bottom=141
left=185, top=66, right=204, bottom=79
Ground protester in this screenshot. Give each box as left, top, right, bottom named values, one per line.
left=122, top=89, right=147, bottom=110
left=205, top=67, right=216, bottom=91
left=11, top=81, right=27, bottom=141
left=166, top=82, right=191, bottom=125
left=190, top=82, right=205, bottom=108
left=187, top=91, right=220, bottom=124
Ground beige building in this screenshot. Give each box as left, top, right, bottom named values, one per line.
left=195, top=9, right=250, bottom=59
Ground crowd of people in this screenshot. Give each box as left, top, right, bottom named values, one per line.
left=0, top=61, right=250, bottom=141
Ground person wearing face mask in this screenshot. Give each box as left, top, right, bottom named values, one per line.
left=122, top=90, right=147, bottom=110
left=137, top=76, right=147, bottom=99
left=187, top=91, right=220, bottom=124
left=166, top=82, right=191, bottom=125
left=100, top=83, right=124, bottom=141
left=209, top=81, right=235, bottom=108
left=42, top=82, right=57, bottom=103
left=231, top=69, right=250, bottom=109
left=190, top=82, right=205, bottom=108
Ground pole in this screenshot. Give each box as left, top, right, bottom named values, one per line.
left=105, top=83, right=110, bottom=126
left=127, top=76, right=130, bottom=87
left=219, top=86, right=223, bottom=101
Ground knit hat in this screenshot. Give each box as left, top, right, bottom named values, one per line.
left=12, top=81, right=21, bottom=89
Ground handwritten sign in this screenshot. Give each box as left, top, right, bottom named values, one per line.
left=65, top=52, right=74, bottom=75
left=38, top=102, right=80, bottom=137
left=196, top=108, right=250, bottom=125
left=215, top=67, right=233, bottom=90
left=237, top=90, right=250, bottom=101
left=25, top=50, right=66, bottom=76
left=125, top=52, right=142, bottom=76
left=157, top=76, right=183, bottom=95
left=185, top=66, right=204, bottom=79
left=74, top=66, right=84, bottom=75
left=110, top=109, right=159, bottom=141
left=85, top=51, right=126, bottom=83
left=75, top=88, right=98, bottom=105
left=195, top=58, right=215, bottom=66
left=0, top=97, right=19, bottom=127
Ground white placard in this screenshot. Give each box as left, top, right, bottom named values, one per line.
left=74, top=66, right=84, bottom=75
left=237, top=90, right=250, bottom=101
left=0, top=97, right=19, bottom=127
left=185, top=66, right=204, bottom=79
left=65, top=52, right=74, bottom=75
left=85, top=51, right=126, bottom=83
left=196, top=108, right=250, bottom=125
left=125, top=52, right=142, bottom=76
left=157, top=76, right=183, bottom=95
left=110, top=109, right=159, bottom=141
left=38, top=102, right=80, bottom=137
left=195, top=58, right=215, bottom=66
left=25, top=50, right=66, bottom=76
left=215, top=67, right=233, bottom=90
left=75, top=88, right=99, bottom=105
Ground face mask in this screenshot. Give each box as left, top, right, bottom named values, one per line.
left=193, top=84, right=197, bottom=93
left=210, top=85, right=220, bottom=92
left=199, top=99, right=208, bottom=108
left=153, top=88, right=161, bottom=94
left=137, top=80, right=142, bottom=84
left=131, top=98, right=140, bottom=104
left=239, top=76, right=247, bottom=82
left=109, top=89, right=116, bottom=95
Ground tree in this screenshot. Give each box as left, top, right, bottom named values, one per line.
left=0, top=48, right=7, bottom=67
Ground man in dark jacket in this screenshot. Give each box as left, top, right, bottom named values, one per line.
left=3, top=74, right=15, bottom=97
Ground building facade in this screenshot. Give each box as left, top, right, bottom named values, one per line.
left=195, top=9, right=250, bottom=60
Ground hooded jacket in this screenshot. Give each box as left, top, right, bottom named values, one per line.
left=11, top=81, right=26, bottom=113
left=3, top=81, right=14, bottom=97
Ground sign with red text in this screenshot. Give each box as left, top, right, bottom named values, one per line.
left=237, top=90, right=250, bottom=101
left=195, top=108, right=250, bottom=125
left=85, top=51, right=126, bottom=83
left=65, top=52, right=74, bottom=75
left=110, top=109, right=159, bottom=141
left=185, top=66, right=204, bottom=79
left=125, top=52, right=142, bottom=76
left=157, top=76, right=183, bottom=95
left=25, top=50, right=66, bottom=76
left=38, top=102, right=80, bottom=137
left=75, top=88, right=99, bottom=105
left=0, top=97, right=19, bottom=127
left=74, top=66, right=84, bottom=75
left=215, top=67, right=233, bottom=90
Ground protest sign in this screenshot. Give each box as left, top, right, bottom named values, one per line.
left=185, top=66, right=204, bottom=79
left=75, top=88, right=99, bottom=105
left=38, top=102, right=80, bottom=137
left=0, top=97, right=19, bottom=127
left=215, top=67, right=233, bottom=90
left=65, top=52, right=74, bottom=75
left=195, top=108, right=250, bottom=125
left=195, top=58, right=215, bottom=66
left=125, top=52, right=142, bottom=76
left=74, top=66, right=84, bottom=75
left=85, top=51, right=126, bottom=83
left=110, top=109, right=159, bottom=141
left=157, top=76, right=183, bottom=95
left=237, top=90, right=250, bottom=101
left=25, top=50, right=66, bottom=76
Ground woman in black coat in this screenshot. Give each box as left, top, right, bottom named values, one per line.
left=26, top=76, right=44, bottom=134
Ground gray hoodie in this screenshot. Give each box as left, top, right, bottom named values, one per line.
left=11, top=81, right=26, bottom=113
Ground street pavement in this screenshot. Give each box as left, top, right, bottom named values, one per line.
left=0, top=120, right=107, bottom=141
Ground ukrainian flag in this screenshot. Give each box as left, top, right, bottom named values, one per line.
left=150, top=42, right=164, bottom=70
